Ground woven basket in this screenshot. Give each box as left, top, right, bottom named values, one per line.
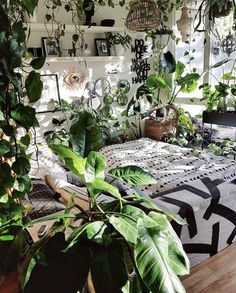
left=144, top=105, right=179, bottom=140
left=125, top=0, right=161, bottom=32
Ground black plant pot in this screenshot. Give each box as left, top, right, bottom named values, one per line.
left=212, top=1, right=232, bottom=18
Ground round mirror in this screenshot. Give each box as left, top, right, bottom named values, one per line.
left=101, top=105, right=113, bottom=118
left=84, top=81, right=95, bottom=99
left=118, top=79, right=130, bottom=94
left=103, top=95, right=114, bottom=105
left=117, top=94, right=128, bottom=106
left=94, top=78, right=111, bottom=97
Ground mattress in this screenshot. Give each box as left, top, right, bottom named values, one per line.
left=100, top=138, right=236, bottom=196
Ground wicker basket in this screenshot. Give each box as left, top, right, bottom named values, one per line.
left=143, top=105, right=179, bottom=141
left=125, top=0, right=161, bottom=32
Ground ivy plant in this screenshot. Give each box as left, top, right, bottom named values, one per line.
left=0, top=0, right=45, bottom=273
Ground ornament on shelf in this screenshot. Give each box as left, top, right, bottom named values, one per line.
left=220, top=32, right=236, bottom=57
left=68, top=42, right=76, bottom=57
left=125, top=0, right=161, bottom=32
left=176, top=6, right=192, bottom=42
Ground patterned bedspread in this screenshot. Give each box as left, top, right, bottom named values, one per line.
left=100, top=138, right=236, bottom=196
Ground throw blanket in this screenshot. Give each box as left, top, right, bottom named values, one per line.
left=100, top=138, right=236, bottom=197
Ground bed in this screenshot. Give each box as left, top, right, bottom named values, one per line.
left=31, top=138, right=236, bottom=267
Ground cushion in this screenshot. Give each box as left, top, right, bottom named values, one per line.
left=27, top=180, right=65, bottom=219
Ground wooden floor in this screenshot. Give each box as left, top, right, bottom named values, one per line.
left=181, top=242, right=236, bottom=292
left=1, top=243, right=236, bottom=293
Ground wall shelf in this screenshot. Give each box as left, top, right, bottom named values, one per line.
left=24, top=23, right=124, bottom=34
left=44, top=56, right=124, bottom=62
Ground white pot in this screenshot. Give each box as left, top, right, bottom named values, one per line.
left=114, top=44, right=125, bottom=56
left=22, top=11, right=38, bottom=23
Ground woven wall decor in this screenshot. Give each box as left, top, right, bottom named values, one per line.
left=125, top=0, right=161, bottom=32
left=63, top=59, right=88, bottom=90
left=221, top=32, right=236, bottom=57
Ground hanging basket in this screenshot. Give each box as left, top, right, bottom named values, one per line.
left=125, top=0, right=161, bottom=32
left=143, top=105, right=179, bottom=141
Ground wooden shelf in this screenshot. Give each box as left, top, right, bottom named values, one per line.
left=203, top=110, right=236, bottom=127
left=44, top=56, right=124, bottom=62
left=24, top=23, right=124, bottom=34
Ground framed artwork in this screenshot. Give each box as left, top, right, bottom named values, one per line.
left=42, top=37, right=60, bottom=57
left=95, top=38, right=110, bottom=56
left=31, top=74, right=61, bottom=113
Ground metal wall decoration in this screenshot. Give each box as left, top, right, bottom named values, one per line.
left=125, top=0, right=161, bottom=32
left=131, top=39, right=150, bottom=84
left=220, top=32, right=236, bottom=57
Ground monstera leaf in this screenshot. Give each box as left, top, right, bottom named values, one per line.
left=70, top=109, right=103, bottom=158
left=109, top=165, right=157, bottom=185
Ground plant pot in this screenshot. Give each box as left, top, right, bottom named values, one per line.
left=22, top=11, right=38, bottom=23
left=114, top=44, right=124, bottom=56
left=212, top=1, right=232, bottom=18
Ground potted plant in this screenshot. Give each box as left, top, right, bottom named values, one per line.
left=106, top=32, right=132, bottom=56
left=19, top=145, right=190, bottom=293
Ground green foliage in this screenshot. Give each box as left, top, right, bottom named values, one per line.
left=20, top=145, right=189, bottom=293
left=0, top=0, right=44, bottom=274
left=106, top=32, right=132, bottom=49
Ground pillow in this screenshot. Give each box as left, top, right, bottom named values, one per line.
left=26, top=180, right=65, bottom=219
left=66, top=171, right=85, bottom=187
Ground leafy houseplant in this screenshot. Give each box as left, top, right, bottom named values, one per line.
left=106, top=32, right=132, bottom=56
left=0, top=0, right=46, bottom=275
left=20, top=145, right=190, bottom=293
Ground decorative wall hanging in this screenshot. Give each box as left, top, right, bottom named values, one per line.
left=125, top=0, right=161, bottom=32
left=131, top=39, right=150, bottom=84
left=63, top=60, right=88, bottom=90
left=176, top=6, right=192, bottom=42
left=221, top=32, right=236, bottom=56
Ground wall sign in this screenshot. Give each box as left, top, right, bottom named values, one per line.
left=131, top=39, right=150, bottom=84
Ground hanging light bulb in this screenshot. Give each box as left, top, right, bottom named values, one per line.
left=221, top=31, right=236, bottom=56
left=176, top=6, right=192, bottom=42
left=125, top=0, right=161, bottom=32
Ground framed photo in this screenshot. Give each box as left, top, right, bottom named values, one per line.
left=31, top=74, right=61, bottom=113
left=42, top=37, right=60, bottom=57
left=95, top=38, right=110, bottom=56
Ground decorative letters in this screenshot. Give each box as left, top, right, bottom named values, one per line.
left=131, top=39, right=150, bottom=84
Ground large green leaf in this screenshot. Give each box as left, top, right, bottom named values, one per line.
left=23, top=0, right=39, bottom=15
left=90, top=240, right=128, bottom=293
left=12, top=157, right=31, bottom=176
left=134, top=219, right=186, bottom=293
left=87, top=179, right=124, bottom=205
left=66, top=221, right=111, bottom=251
left=147, top=74, right=167, bottom=89
left=30, top=57, right=46, bottom=70
left=25, top=71, right=43, bottom=103
left=84, top=151, right=106, bottom=183
left=149, top=212, right=189, bottom=276
left=109, top=166, right=157, bottom=185
left=11, top=104, right=38, bottom=128
left=0, top=140, right=15, bottom=158
left=70, top=109, right=103, bottom=158
left=49, top=144, right=86, bottom=178
left=109, top=214, right=137, bottom=244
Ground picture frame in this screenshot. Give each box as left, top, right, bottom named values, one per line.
left=42, top=37, right=60, bottom=57
left=31, top=74, right=61, bottom=113
left=95, top=38, right=110, bottom=56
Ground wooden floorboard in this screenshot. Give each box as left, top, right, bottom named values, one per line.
left=181, top=242, right=236, bottom=292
